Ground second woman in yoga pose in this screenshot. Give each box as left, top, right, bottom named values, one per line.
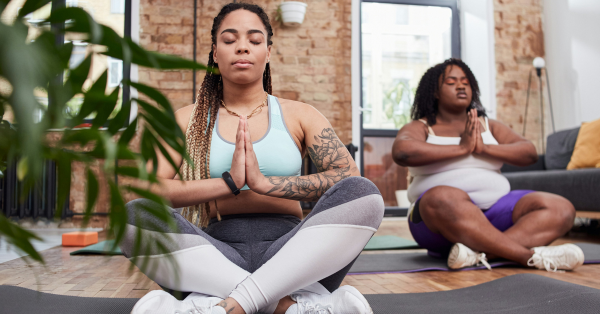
left=392, top=58, right=583, bottom=272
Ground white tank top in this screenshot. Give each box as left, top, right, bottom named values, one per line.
left=407, top=117, right=510, bottom=210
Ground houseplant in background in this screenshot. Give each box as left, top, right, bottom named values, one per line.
left=277, top=1, right=307, bottom=27
left=0, top=0, right=212, bottom=270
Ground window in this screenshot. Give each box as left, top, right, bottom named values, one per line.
left=69, top=41, right=88, bottom=69
left=8, top=0, right=133, bottom=126
left=111, top=0, right=126, bottom=14
left=359, top=0, right=460, bottom=211
left=108, top=57, right=123, bottom=87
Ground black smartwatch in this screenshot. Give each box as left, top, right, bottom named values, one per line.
left=222, top=171, right=240, bottom=196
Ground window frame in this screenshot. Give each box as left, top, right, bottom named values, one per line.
left=358, top=0, right=461, bottom=215
left=48, top=0, right=133, bottom=128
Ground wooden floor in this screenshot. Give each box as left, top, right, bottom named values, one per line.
left=1, top=218, right=599, bottom=298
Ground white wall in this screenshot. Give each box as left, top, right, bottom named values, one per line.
left=543, top=0, right=600, bottom=131
left=460, top=0, right=497, bottom=118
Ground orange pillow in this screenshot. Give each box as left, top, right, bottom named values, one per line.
left=566, top=118, right=600, bottom=170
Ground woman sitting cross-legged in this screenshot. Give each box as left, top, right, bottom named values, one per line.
left=123, top=3, right=384, bottom=314
left=392, top=58, right=584, bottom=272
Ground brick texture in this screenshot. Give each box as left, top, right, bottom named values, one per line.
left=494, top=0, right=548, bottom=152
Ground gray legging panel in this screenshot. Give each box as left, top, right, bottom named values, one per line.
left=121, top=176, right=384, bottom=300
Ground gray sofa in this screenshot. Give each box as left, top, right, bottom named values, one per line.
left=501, top=127, right=600, bottom=212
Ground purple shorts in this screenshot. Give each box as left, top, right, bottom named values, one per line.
left=408, top=190, right=534, bottom=258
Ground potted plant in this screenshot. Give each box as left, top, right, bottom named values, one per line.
left=278, top=1, right=307, bottom=27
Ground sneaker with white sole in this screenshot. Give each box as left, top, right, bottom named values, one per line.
left=527, top=243, right=585, bottom=272
left=288, top=285, right=373, bottom=314
left=447, top=243, right=491, bottom=270
left=131, top=290, right=225, bottom=314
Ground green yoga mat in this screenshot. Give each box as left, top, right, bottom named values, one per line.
left=69, top=236, right=416, bottom=255
left=69, top=240, right=123, bottom=255
left=364, top=235, right=420, bottom=251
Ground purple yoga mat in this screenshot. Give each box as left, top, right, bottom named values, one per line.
left=349, top=242, right=600, bottom=274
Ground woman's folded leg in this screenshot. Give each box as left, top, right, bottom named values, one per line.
left=228, top=177, right=385, bottom=314
left=120, top=198, right=251, bottom=299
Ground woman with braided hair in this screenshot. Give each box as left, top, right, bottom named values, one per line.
left=123, top=3, right=384, bottom=314
left=392, top=58, right=583, bottom=272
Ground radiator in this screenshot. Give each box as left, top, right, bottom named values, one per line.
left=0, top=160, right=71, bottom=219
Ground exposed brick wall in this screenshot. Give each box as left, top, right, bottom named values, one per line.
left=494, top=0, right=548, bottom=152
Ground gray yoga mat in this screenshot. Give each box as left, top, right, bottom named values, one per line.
left=350, top=242, right=600, bottom=274
left=1, top=274, right=599, bottom=314
left=0, top=285, right=137, bottom=314
left=365, top=273, right=600, bottom=314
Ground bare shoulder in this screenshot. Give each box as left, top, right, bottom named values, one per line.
left=174, top=104, right=196, bottom=134
left=277, top=98, right=329, bottom=134
left=487, top=117, right=528, bottom=143
left=487, top=117, right=514, bottom=135
left=277, top=98, right=324, bottom=120
left=397, top=120, right=428, bottom=141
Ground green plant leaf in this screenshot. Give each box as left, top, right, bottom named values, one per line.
left=116, top=166, right=157, bottom=183
left=128, top=82, right=175, bottom=119
left=91, top=86, right=120, bottom=129
left=0, top=214, right=44, bottom=263
left=46, top=7, right=104, bottom=44
left=17, top=157, right=28, bottom=181
left=0, top=0, right=9, bottom=15
left=108, top=100, right=131, bottom=134
left=70, top=70, right=109, bottom=127
left=55, top=153, right=71, bottom=218
left=82, top=167, right=99, bottom=227
left=143, top=126, right=183, bottom=178
left=18, top=0, right=52, bottom=18
left=125, top=186, right=168, bottom=209
left=141, top=129, right=158, bottom=174
left=61, top=128, right=101, bottom=147
left=65, top=54, right=93, bottom=97
left=107, top=179, right=127, bottom=249
left=117, top=117, right=138, bottom=146
left=47, top=7, right=212, bottom=71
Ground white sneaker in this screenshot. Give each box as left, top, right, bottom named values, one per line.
left=131, top=290, right=225, bottom=314
left=527, top=243, right=585, bottom=272
left=289, top=285, right=373, bottom=314
left=447, top=243, right=491, bottom=270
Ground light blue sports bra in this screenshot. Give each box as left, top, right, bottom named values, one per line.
left=209, top=95, right=302, bottom=190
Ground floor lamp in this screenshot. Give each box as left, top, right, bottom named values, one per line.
left=523, top=57, right=556, bottom=153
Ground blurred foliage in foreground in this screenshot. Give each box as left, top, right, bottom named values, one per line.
left=0, top=0, right=208, bottom=265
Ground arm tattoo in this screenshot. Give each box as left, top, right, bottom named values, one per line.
left=266, top=128, right=354, bottom=201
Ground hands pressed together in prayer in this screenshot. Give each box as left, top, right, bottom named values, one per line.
left=228, top=115, right=271, bottom=194
left=459, top=108, right=487, bottom=155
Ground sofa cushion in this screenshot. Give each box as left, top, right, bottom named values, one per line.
left=545, top=127, right=579, bottom=170
left=567, top=118, right=600, bottom=170
left=501, top=155, right=545, bottom=173
left=503, top=168, right=600, bottom=212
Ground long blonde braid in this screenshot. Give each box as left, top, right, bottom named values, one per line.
left=181, top=3, right=274, bottom=227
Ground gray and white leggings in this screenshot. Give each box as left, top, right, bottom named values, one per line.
left=121, top=177, right=384, bottom=314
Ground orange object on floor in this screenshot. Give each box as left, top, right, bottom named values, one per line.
left=62, top=231, right=98, bottom=247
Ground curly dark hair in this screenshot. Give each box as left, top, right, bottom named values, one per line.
left=181, top=3, right=274, bottom=227
left=411, top=58, right=486, bottom=125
